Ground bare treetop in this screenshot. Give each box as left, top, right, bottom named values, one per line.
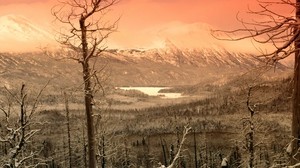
left=212, top=0, right=297, bottom=64
left=51, top=1, right=120, bottom=167
left=52, top=0, right=119, bottom=61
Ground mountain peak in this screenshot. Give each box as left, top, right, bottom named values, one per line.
left=163, top=39, right=179, bottom=50
left=0, top=14, right=55, bottom=52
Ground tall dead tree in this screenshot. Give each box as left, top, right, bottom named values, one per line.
left=293, top=0, right=300, bottom=165
left=245, top=87, right=256, bottom=168
left=64, top=92, right=72, bottom=168
left=52, top=0, right=119, bottom=167
left=212, top=0, right=300, bottom=164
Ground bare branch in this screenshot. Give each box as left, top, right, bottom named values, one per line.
left=211, top=0, right=298, bottom=64
left=28, top=80, right=50, bottom=119
left=52, top=1, right=120, bottom=167
left=159, top=126, right=191, bottom=168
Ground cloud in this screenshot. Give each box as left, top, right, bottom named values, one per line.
left=0, top=0, right=49, bottom=5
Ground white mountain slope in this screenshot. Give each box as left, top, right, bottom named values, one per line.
left=108, top=37, right=279, bottom=69
left=0, top=15, right=290, bottom=66
left=0, top=47, right=290, bottom=87
left=0, top=15, right=55, bottom=52
left=112, top=21, right=265, bottom=54
left=109, top=21, right=293, bottom=67
left=0, top=16, right=292, bottom=86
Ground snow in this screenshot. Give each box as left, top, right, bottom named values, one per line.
left=0, top=15, right=50, bottom=41
left=108, top=20, right=265, bottom=55
left=221, top=158, right=228, bottom=166
left=286, top=142, right=292, bottom=155
left=0, top=15, right=279, bottom=67
left=0, top=14, right=55, bottom=52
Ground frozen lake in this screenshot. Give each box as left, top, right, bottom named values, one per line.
left=118, top=87, right=183, bottom=99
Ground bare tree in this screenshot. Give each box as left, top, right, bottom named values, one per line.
left=63, top=91, right=72, bottom=168
left=158, top=125, right=191, bottom=168
left=212, top=0, right=300, bottom=164
left=52, top=0, right=119, bottom=167
left=0, top=84, right=48, bottom=168
left=244, top=86, right=256, bottom=168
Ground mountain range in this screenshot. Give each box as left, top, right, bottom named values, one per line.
left=0, top=46, right=291, bottom=88
left=0, top=15, right=293, bottom=88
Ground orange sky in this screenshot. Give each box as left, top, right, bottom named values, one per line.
left=0, top=0, right=295, bottom=51
left=0, top=0, right=256, bottom=28
left=0, top=0, right=291, bottom=27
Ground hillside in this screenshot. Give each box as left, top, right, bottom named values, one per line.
left=0, top=15, right=55, bottom=52
left=0, top=15, right=292, bottom=87
left=0, top=45, right=291, bottom=89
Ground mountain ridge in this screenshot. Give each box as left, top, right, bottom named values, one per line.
left=0, top=45, right=290, bottom=88
left=0, top=15, right=292, bottom=87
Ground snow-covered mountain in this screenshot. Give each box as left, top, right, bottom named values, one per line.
left=108, top=43, right=290, bottom=85
left=110, top=21, right=266, bottom=54
left=105, top=38, right=281, bottom=69
left=0, top=44, right=291, bottom=87
left=0, top=15, right=55, bottom=52
left=0, top=16, right=292, bottom=86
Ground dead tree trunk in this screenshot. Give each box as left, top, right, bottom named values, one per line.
left=246, top=87, right=255, bottom=168
left=64, top=92, right=72, bottom=168
left=248, top=121, right=254, bottom=168
left=79, top=15, right=97, bottom=168
left=160, top=137, right=168, bottom=167
left=82, top=119, right=87, bottom=168
left=102, top=136, right=106, bottom=168
left=292, top=0, right=300, bottom=164
left=51, top=1, right=119, bottom=167
left=193, top=130, right=198, bottom=168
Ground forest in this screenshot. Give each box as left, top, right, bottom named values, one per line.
left=1, top=0, right=300, bottom=168
left=0, top=75, right=294, bottom=167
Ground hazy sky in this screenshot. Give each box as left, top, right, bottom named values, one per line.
left=0, top=0, right=294, bottom=50
left=0, top=0, right=259, bottom=28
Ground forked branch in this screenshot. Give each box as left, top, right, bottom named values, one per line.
left=211, top=0, right=298, bottom=64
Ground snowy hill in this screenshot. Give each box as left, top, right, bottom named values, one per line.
left=0, top=15, right=55, bottom=52
left=111, top=21, right=263, bottom=54
left=0, top=46, right=291, bottom=88
left=106, top=38, right=282, bottom=69
left=0, top=16, right=292, bottom=86
left=103, top=43, right=289, bottom=86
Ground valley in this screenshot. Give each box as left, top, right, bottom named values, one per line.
left=0, top=14, right=295, bottom=168
left=0, top=0, right=299, bottom=166
left=0, top=49, right=293, bottom=167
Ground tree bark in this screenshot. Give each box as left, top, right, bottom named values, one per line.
left=52, top=1, right=118, bottom=167
left=64, top=92, right=72, bottom=168
left=292, top=0, right=300, bottom=164
left=193, top=130, right=198, bottom=168
left=80, top=16, right=97, bottom=168
left=101, top=135, right=105, bottom=168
